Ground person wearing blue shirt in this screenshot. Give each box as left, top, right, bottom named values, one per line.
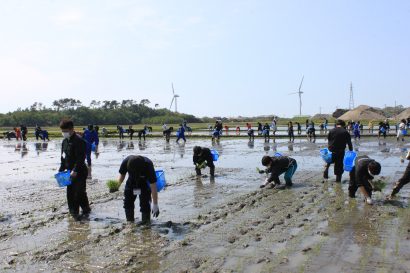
left=83, top=124, right=99, bottom=179
left=176, top=124, right=186, bottom=143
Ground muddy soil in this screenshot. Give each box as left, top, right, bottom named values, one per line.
left=0, top=137, right=409, bottom=272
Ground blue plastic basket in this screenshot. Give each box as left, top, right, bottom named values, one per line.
left=148, top=170, right=166, bottom=192
left=211, top=150, right=219, bottom=161
left=274, top=152, right=283, bottom=157
left=401, top=129, right=408, bottom=136
left=54, top=170, right=72, bottom=187
left=320, top=148, right=333, bottom=164
left=343, top=151, right=357, bottom=172
left=263, top=129, right=269, bottom=135
left=91, top=143, right=96, bottom=152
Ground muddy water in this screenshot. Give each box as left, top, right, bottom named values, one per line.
left=0, top=137, right=409, bottom=272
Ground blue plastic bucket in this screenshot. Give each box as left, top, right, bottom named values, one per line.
left=148, top=170, right=166, bottom=192
left=54, top=171, right=72, bottom=187
left=263, top=129, right=269, bottom=135
left=176, top=131, right=180, bottom=137
left=343, top=151, right=357, bottom=172
left=320, top=148, right=333, bottom=164
left=211, top=150, right=219, bottom=161
left=401, top=129, right=407, bottom=136
left=91, top=143, right=96, bottom=152
left=274, top=152, right=283, bottom=157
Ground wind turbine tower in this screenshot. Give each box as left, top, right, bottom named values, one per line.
left=349, top=82, right=355, bottom=110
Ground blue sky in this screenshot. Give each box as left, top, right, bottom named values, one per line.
left=0, top=0, right=409, bottom=117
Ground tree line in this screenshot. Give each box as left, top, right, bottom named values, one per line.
left=0, top=98, right=201, bottom=127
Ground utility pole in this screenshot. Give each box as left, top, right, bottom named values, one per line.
left=349, top=82, right=355, bottom=110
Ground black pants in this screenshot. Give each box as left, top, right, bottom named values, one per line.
left=66, top=168, right=90, bottom=215
left=348, top=167, right=372, bottom=198
left=323, top=151, right=344, bottom=181
left=288, top=131, right=295, bottom=142
left=195, top=161, right=215, bottom=176
left=22, top=132, right=27, bottom=141
left=138, top=131, right=146, bottom=141
left=392, top=162, right=410, bottom=195
left=123, top=186, right=151, bottom=221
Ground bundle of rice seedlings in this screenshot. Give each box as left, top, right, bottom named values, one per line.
left=196, top=161, right=207, bottom=169
left=107, top=180, right=120, bottom=193
left=372, top=180, right=387, bottom=192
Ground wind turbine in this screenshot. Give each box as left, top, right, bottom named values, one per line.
left=169, top=83, right=180, bottom=113
left=289, top=76, right=304, bottom=116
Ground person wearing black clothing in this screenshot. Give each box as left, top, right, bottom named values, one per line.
left=378, top=122, right=387, bottom=139
left=288, top=121, right=295, bottom=142
left=259, top=155, right=298, bottom=188
left=117, top=155, right=159, bottom=224
left=389, top=151, right=410, bottom=199
left=128, top=125, right=135, bottom=140
left=324, top=120, right=353, bottom=182
left=59, top=119, right=90, bottom=218
left=296, top=122, right=302, bottom=135
left=257, top=122, right=263, bottom=136
left=193, top=146, right=215, bottom=177
left=263, top=123, right=270, bottom=142
left=20, top=125, right=28, bottom=141
left=163, top=127, right=173, bottom=142
left=35, top=125, right=42, bottom=141
left=248, top=128, right=255, bottom=141
left=348, top=155, right=381, bottom=204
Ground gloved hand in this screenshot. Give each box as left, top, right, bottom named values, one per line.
left=365, top=197, right=373, bottom=205
left=151, top=203, right=160, bottom=218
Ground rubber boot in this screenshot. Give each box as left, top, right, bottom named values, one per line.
left=210, top=167, right=215, bottom=177
left=195, top=168, right=202, bottom=176
left=137, top=212, right=151, bottom=226
left=87, top=166, right=92, bottom=180
left=336, top=175, right=342, bottom=183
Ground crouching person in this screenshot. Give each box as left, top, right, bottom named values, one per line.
left=260, top=155, right=298, bottom=189
left=388, top=150, right=410, bottom=199
left=348, top=155, right=381, bottom=205
left=117, top=155, right=159, bottom=225
left=193, top=146, right=215, bottom=177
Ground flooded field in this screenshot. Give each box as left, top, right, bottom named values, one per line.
left=1, top=137, right=409, bottom=272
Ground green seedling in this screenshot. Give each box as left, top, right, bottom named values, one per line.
left=372, top=180, right=387, bottom=192
left=107, top=180, right=120, bottom=193
left=196, top=161, right=207, bottom=169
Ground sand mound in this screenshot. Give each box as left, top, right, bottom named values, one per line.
left=397, top=108, right=410, bottom=120
left=339, top=105, right=386, bottom=121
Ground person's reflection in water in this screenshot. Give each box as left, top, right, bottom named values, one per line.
left=248, top=140, right=255, bottom=149
left=175, top=142, right=185, bottom=158
left=138, top=141, right=147, bottom=151
left=263, top=143, right=270, bottom=153
left=117, top=141, right=125, bottom=151
left=163, top=142, right=171, bottom=153
left=21, top=143, right=28, bottom=158
left=67, top=218, right=91, bottom=270
left=15, top=143, right=21, bottom=152
left=288, top=143, right=294, bottom=152
left=102, top=140, right=108, bottom=147
left=42, top=142, right=48, bottom=151
left=271, top=143, right=278, bottom=153
left=127, top=141, right=135, bottom=150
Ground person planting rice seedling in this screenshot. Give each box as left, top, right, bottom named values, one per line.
left=323, top=119, right=353, bottom=183
left=259, top=155, right=297, bottom=189
left=127, top=125, right=135, bottom=140
left=378, top=121, right=388, bottom=139
left=163, top=127, right=173, bottom=142
left=176, top=124, right=186, bottom=143
left=20, top=125, right=28, bottom=141
left=58, top=119, right=91, bottom=219
left=193, top=146, right=215, bottom=177
left=116, top=155, right=159, bottom=225
left=353, top=121, right=361, bottom=140
left=296, top=122, right=302, bottom=135
left=248, top=128, right=255, bottom=141
left=388, top=150, right=410, bottom=199
left=348, top=155, right=382, bottom=205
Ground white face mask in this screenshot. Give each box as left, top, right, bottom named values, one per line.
left=368, top=169, right=378, bottom=177
left=62, top=132, right=70, bottom=139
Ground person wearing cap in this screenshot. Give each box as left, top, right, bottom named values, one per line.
left=259, top=155, right=298, bottom=189
left=59, top=119, right=91, bottom=218
left=323, top=119, right=353, bottom=182
left=117, top=155, right=159, bottom=225
left=388, top=150, right=410, bottom=199
left=348, top=155, right=382, bottom=205
left=193, top=146, right=215, bottom=177
left=82, top=124, right=99, bottom=179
